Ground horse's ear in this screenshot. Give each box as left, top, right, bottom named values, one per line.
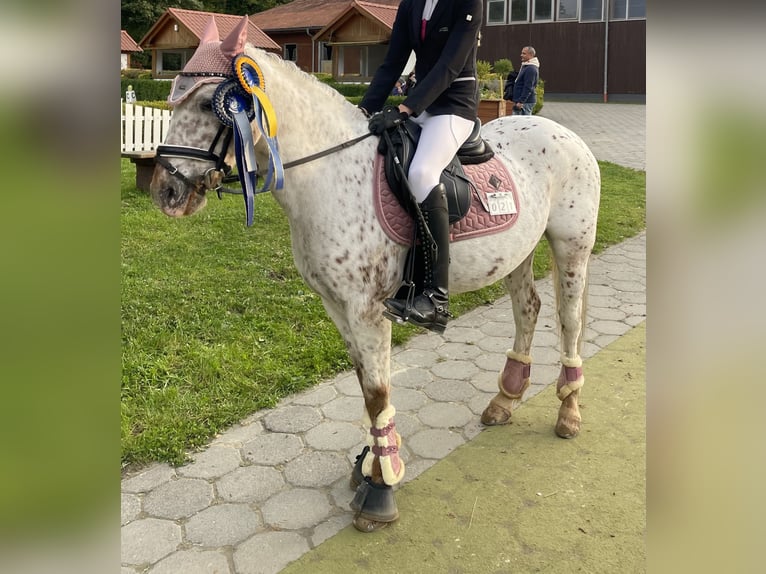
left=199, top=16, right=220, bottom=45
left=221, top=16, right=248, bottom=59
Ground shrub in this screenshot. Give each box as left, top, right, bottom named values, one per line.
left=137, top=101, right=173, bottom=111
left=480, top=83, right=502, bottom=100
left=493, top=58, right=514, bottom=77
left=121, top=78, right=171, bottom=102
left=312, top=73, right=334, bottom=84
left=345, top=95, right=405, bottom=108
left=329, top=83, right=369, bottom=97
left=533, top=79, right=545, bottom=114
left=476, top=59, right=493, bottom=80
left=121, top=68, right=153, bottom=80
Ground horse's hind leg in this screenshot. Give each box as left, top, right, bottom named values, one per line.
left=481, top=251, right=539, bottom=426
left=320, top=298, right=402, bottom=532
left=549, top=237, right=591, bottom=438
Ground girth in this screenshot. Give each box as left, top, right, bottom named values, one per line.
left=378, top=117, right=494, bottom=224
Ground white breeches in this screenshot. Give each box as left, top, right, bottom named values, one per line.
left=408, top=112, right=474, bottom=203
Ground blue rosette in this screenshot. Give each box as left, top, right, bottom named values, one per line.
left=212, top=79, right=255, bottom=128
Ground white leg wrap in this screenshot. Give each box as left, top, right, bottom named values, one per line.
left=507, top=349, right=533, bottom=363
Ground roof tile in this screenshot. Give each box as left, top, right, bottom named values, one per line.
left=142, top=8, right=280, bottom=51
left=121, top=30, right=142, bottom=53
left=251, top=0, right=400, bottom=31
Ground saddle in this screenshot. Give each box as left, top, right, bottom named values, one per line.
left=378, top=118, right=495, bottom=224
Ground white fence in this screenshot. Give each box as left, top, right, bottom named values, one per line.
left=121, top=101, right=172, bottom=153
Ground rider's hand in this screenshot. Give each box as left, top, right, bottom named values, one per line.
left=368, top=105, right=408, bottom=135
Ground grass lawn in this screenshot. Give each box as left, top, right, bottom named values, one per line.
left=121, top=159, right=645, bottom=468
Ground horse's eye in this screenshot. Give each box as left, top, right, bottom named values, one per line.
left=200, top=101, right=213, bottom=112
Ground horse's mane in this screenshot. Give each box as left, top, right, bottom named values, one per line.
left=243, top=46, right=355, bottom=110
left=242, top=46, right=367, bottom=141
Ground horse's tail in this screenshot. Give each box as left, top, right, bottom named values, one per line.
left=551, top=256, right=589, bottom=357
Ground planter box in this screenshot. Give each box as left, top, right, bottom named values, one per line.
left=478, top=99, right=506, bottom=124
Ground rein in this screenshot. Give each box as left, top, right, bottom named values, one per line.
left=282, top=132, right=375, bottom=170
left=156, top=124, right=374, bottom=194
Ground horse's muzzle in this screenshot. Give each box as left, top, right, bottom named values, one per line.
left=150, top=168, right=207, bottom=217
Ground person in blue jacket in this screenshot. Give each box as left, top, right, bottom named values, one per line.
left=511, top=46, right=540, bottom=115
left=359, top=0, right=483, bottom=334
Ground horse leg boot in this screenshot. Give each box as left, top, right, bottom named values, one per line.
left=555, top=355, right=584, bottom=438
left=481, top=350, right=533, bottom=425
left=384, top=184, right=450, bottom=334
left=350, top=406, right=404, bottom=532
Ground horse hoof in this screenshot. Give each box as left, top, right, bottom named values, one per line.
left=353, top=515, right=394, bottom=533
left=350, top=477, right=399, bottom=531
left=555, top=416, right=581, bottom=438
left=480, top=402, right=512, bottom=426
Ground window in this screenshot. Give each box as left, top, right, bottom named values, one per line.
left=510, top=0, right=529, bottom=22
left=627, top=0, right=645, bottom=19
left=487, top=0, right=506, bottom=24
left=483, top=0, right=634, bottom=24
left=580, top=0, right=603, bottom=21
left=610, top=0, right=626, bottom=18
left=558, top=0, right=578, bottom=19
left=160, top=51, right=184, bottom=73
left=284, top=44, right=297, bottom=61
left=533, top=0, right=553, bottom=21
left=321, top=43, right=332, bottom=61
left=609, top=0, right=645, bottom=19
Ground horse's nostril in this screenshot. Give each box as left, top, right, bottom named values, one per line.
left=164, top=186, right=177, bottom=202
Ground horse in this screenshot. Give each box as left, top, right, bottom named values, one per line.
left=149, top=41, right=600, bottom=533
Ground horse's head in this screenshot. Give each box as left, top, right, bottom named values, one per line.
left=149, top=15, right=268, bottom=219
left=149, top=83, right=240, bottom=217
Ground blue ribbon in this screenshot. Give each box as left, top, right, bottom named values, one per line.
left=251, top=95, right=284, bottom=193
left=230, top=101, right=258, bottom=227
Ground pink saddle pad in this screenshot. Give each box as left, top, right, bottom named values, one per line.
left=373, top=153, right=521, bottom=245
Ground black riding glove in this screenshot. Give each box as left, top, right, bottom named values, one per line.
left=368, top=105, right=408, bottom=135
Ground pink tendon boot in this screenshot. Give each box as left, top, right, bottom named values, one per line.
left=480, top=350, right=532, bottom=426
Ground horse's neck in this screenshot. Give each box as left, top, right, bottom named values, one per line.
left=251, top=51, right=367, bottom=165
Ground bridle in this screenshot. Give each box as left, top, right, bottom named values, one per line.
left=153, top=52, right=379, bottom=227
left=155, top=123, right=243, bottom=198
left=154, top=57, right=378, bottom=225
left=154, top=107, right=375, bottom=198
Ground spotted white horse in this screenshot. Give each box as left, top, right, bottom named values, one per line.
left=149, top=17, right=600, bottom=532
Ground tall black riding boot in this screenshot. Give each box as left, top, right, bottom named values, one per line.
left=384, top=184, right=450, bottom=334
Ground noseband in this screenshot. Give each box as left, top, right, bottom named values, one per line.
left=155, top=124, right=241, bottom=198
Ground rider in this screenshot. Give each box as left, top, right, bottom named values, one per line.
left=359, top=0, right=482, bottom=334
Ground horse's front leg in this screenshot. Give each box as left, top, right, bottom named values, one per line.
left=481, top=251, right=539, bottom=425
left=320, top=298, right=403, bottom=532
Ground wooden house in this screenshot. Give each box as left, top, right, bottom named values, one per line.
left=121, top=30, right=143, bottom=70
left=251, top=0, right=401, bottom=76
left=138, top=8, right=281, bottom=80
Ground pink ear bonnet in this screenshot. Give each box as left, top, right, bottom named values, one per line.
left=168, top=16, right=249, bottom=106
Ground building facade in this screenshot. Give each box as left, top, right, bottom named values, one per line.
left=479, top=0, right=645, bottom=98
